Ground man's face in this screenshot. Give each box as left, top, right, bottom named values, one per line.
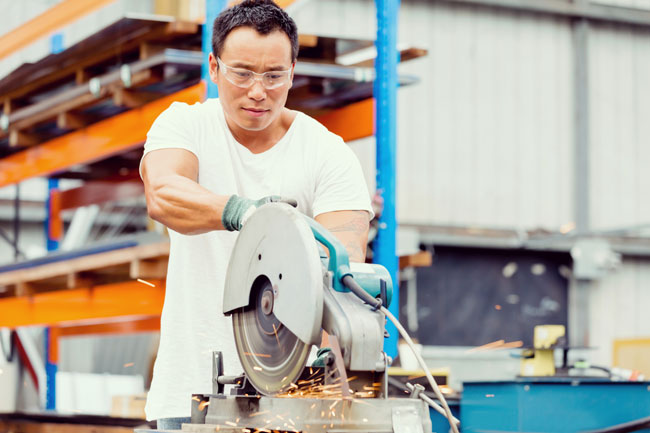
left=209, top=27, right=294, bottom=133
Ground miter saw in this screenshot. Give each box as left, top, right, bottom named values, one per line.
left=169, top=203, right=436, bottom=433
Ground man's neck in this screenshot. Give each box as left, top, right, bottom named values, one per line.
left=226, top=108, right=296, bottom=154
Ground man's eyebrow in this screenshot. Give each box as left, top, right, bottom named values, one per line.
left=229, top=62, right=290, bottom=71
left=229, top=61, right=254, bottom=69
left=266, top=65, right=291, bottom=71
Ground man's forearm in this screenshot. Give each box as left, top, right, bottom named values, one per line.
left=145, top=174, right=229, bottom=235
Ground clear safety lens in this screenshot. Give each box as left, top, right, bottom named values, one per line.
left=218, top=57, right=291, bottom=90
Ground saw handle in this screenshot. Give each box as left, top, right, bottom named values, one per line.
left=305, top=217, right=352, bottom=293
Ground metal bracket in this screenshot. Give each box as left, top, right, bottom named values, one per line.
left=392, top=405, right=425, bottom=433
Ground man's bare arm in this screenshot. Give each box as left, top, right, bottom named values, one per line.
left=315, top=210, right=369, bottom=262
left=142, top=148, right=230, bottom=234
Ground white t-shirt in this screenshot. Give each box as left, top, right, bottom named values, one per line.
left=141, top=98, right=373, bottom=421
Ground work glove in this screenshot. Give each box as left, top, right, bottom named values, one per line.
left=222, top=194, right=298, bottom=231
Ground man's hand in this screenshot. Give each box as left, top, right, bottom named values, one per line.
left=222, top=194, right=298, bottom=231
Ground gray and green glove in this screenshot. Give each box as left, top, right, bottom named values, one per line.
left=222, top=194, right=298, bottom=231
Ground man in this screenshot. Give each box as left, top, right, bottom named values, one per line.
left=140, top=0, right=372, bottom=429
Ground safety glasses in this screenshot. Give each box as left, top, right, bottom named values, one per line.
left=217, top=57, right=292, bottom=90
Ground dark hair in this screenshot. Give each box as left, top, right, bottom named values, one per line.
left=212, top=0, right=299, bottom=63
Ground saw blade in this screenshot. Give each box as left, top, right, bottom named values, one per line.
left=233, top=277, right=311, bottom=395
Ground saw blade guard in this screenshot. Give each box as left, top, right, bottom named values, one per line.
left=223, top=203, right=324, bottom=347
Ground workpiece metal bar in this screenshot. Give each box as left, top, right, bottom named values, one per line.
left=7, top=49, right=203, bottom=125
left=375, top=0, right=400, bottom=359
left=433, top=0, right=650, bottom=27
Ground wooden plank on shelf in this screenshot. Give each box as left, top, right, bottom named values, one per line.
left=10, top=92, right=102, bottom=138
left=3, top=65, right=165, bottom=141
left=112, top=88, right=161, bottom=108
left=0, top=82, right=205, bottom=188
left=0, top=19, right=199, bottom=102
left=130, top=257, right=169, bottom=280
left=399, top=250, right=433, bottom=269
left=139, top=42, right=167, bottom=60
left=9, top=129, right=39, bottom=147
left=56, top=112, right=92, bottom=130
left=0, top=241, right=170, bottom=292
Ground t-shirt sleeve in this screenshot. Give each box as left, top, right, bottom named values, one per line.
left=139, top=102, right=198, bottom=178
left=312, top=137, right=375, bottom=220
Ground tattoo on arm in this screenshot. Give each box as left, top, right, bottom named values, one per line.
left=344, top=240, right=365, bottom=262
left=326, top=215, right=368, bottom=234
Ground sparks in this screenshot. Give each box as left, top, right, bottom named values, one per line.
left=225, top=422, right=237, bottom=427
left=198, top=401, right=210, bottom=411
left=272, top=323, right=281, bottom=347
left=137, top=278, right=155, bottom=287
left=253, top=366, right=263, bottom=371
left=123, top=362, right=134, bottom=367
left=243, top=352, right=271, bottom=358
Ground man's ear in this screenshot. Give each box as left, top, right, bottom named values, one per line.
left=208, top=53, right=219, bottom=83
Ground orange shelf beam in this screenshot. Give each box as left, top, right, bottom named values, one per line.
left=0, top=82, right=205, bottom=189
left=0, top=0, right=117, bottom=61
left=317, top=97, right=374, bottom=142
left=0, top=280, right=165, bottom=329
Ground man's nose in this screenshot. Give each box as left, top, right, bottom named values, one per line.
left=247, top=78, right=266, bottom=100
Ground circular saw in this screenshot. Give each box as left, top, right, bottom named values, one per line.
left=223, top=203, right=393, bottom=396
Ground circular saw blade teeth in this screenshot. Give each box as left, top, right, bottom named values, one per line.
left=232, top=278, right=311, bottom=395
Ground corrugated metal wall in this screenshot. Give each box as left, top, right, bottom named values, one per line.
left=294, top=0, right=575, bottom=230
left=295, top=0, right=650, bottom=373
left=589, top=22, right=650, bottom=231
left=588, top=258, right=650, bottom=366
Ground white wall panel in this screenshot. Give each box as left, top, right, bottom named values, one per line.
left=293, top=1, right=575, bottom=230
left=588, top=258, right=650, bottom=367
left=592, top=0, right=650, bottom=10
left=589, top=23, right=650, bottom=231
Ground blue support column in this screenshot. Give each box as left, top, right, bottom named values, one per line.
left=374, top=0, right=400, bottom=359
left=44, top=328, right=57, bottom=410
left=50, top=33, right=64, bottom=54
left=45, top=178, right=60, bottom=252
left=203, top=0, right=227, bottom=100
left=44, top=33, right=64, bottom=411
